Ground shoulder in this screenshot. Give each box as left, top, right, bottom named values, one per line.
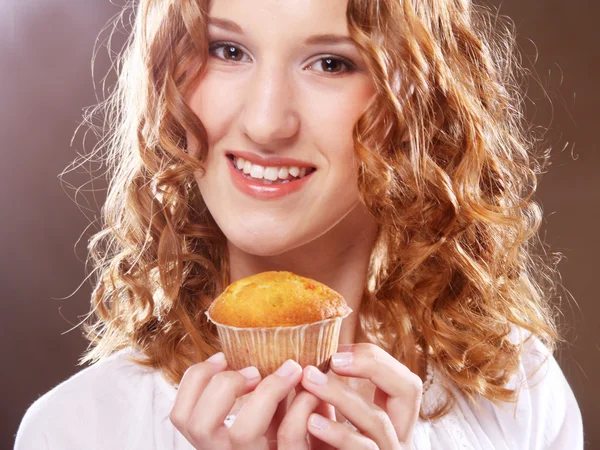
left=15, top=348, right=176, bottom=449
left=417, top=328, right=584, bottom=449
left=504, top=329, right=583, bottom=449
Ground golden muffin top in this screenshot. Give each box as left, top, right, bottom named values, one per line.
left=207, top=271, right=350, bottom=327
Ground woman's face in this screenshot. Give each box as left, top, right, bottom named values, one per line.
left=187, top=0, right=377, bottom=256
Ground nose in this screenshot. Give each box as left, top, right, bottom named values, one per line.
left=238, top=63, right=300, bottom=146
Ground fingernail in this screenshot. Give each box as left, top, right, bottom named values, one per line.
left=309, top=413, right=329, bottom=430
left=307, top=366, right=328, bottom=385
left=331, top=352, right=353, bottom=367
left=206, top=352, right=225, bottom=364
left=239, top=366, right=261, bottom=380
left=276, top=359, right=298, bottom=377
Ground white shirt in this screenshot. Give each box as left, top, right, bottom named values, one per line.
left=15, top=333, right=583, bottom=449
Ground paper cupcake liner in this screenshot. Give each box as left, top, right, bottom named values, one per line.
left=205, top=308, right=352, bottom=378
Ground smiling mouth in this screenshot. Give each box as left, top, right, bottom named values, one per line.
left=227, top=154, right=317, bottom=185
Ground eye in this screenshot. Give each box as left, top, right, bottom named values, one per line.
left=308, top=56, right=356, bottom=76
left=207, top=41, right=356, bottom=76
left=208, top=41, right=251, bottom=63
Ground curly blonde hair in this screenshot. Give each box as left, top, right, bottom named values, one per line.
left=74, top=0, right=560, bottom=419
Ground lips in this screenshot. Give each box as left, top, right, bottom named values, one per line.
left=226, top=150, right=316, bottom=169
left=226, top=153, right=316, bottom=200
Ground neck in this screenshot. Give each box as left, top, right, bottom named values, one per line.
left=227, top=202, right=378, bottom=346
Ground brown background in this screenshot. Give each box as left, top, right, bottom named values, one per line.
left=1, top=0, right=598, bottom=448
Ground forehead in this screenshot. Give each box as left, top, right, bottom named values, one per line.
left=208, top=0, right=350, bottom=36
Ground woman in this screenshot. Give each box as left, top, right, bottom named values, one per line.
left=16, top=0, right=583, bottom=449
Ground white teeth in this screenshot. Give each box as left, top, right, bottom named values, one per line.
left=250, top=165, right=265, bottom=179
left=264, top=167, right=279, bottom=181
left=232, top=156, right=312, bottom=181
left=278, top=167, right=289, bottom=179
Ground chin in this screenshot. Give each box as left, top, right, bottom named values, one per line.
left=229, top=239, right=292, bottom=257
left=226, top=229, right=312, bottom=257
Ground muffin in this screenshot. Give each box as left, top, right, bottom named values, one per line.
left=205, top=271, right=352, bottom=377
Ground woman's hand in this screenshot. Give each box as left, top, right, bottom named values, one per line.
left=276, top=387, right=336, bottom=450
left=169, top=352, right=304, bottom=450
left=296, top=343, right=423, bottom=450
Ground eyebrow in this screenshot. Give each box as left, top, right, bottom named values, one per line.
left=208, top=17, right=355, bottom=46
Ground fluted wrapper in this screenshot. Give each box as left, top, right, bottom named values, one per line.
left=205, top=307, right=352, bottom=378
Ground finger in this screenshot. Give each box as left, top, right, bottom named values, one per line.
left=307, top=413, right=379, bottom=450
left=267, top=400, right=288, bottom=450
left=330, top=343, right=423, bottom=442
left=186, top=365, right=262, bottom=445
left=309, top=396, right=337, bottom=450
left=228, top=359, right=303, bottom=448
left=301, top=366, right=399, bottom=450
left=290, top=386, right=338, bottom=450
left=332, top=343, right=422, bottom=403
left=278, top=389, right=336, bottom=450
left=170, top=353, right=234, bottom=442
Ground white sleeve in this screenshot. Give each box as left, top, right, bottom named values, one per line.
left=14, top=398, right=52, bottom=450
left=517, top=333, right=584, bottom=449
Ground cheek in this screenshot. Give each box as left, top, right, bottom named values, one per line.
left=306, top=82, right=375, bottom=155
left=185, top=73, right=241, bottom=154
